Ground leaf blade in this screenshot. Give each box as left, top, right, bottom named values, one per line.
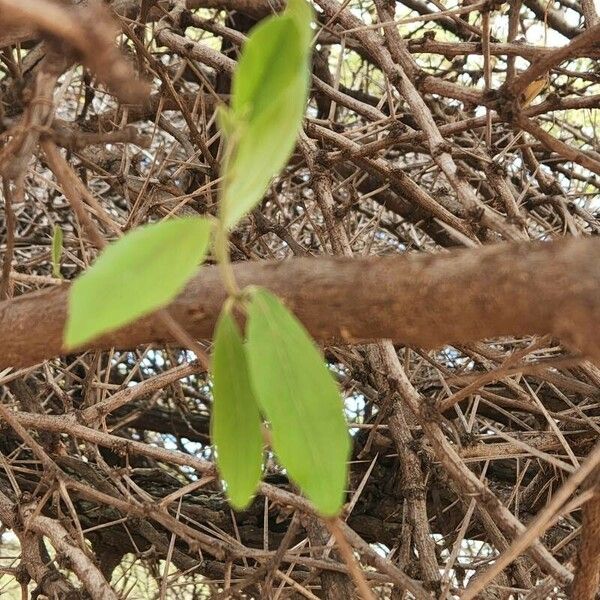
left=65, top=218, right=212, bottom=348
left=212, top=309, right=263, bottom=510
left=246, top=288, right=350, bottom=516
left=221, top=77, right=307, bottom=229
left=219, top=0, right=313, bottom=230
left=51, top=224, right=63, bottom=279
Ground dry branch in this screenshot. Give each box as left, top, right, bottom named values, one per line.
left=1, top=238, right=599, bottom=370
left=1, top=0, right=600, bottom=596
left=0, top=0, right=149, bottom=103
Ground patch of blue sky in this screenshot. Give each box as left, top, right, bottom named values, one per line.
left=346, top=393, right=366, bottom=437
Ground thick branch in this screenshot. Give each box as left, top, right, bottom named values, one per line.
left=1, top=238, right=599, bottom=370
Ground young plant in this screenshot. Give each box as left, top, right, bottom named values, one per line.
left=64, top=0, right=350, bottom=517
left=51, top=224, right=63, bottom=279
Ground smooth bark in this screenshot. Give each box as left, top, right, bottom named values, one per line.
left=1, top=237, right=599, bottom=369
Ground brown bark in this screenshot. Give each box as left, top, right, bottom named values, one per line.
left=1, top=237, right=599, bottom=370
left=572, top=471, right=600, bottom=600
left=306, top=518, right=358, bottom=600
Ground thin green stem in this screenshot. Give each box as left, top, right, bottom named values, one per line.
left=214, top=223, right=240, bottom=298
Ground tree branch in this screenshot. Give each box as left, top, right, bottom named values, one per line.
left=1, top=238, right=599, bottom=370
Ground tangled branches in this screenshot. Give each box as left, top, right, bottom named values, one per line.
left=0, top=0, right=599, bottom=598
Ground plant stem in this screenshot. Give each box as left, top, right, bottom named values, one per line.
left=214, top=223, right=240, bottom=298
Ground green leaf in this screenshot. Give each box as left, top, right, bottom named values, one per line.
left=65, top=218, right=213, bottom=348
left=246, top=288, right=350, bottom=516
left=222, top=77, right=307, bottom=229
left=219, top=0, right=313, bottom=230
left=285, top=0, right=314, bottom=48
left=51, top=224, right=63, bottom=278
left=212, top=308, right=263, bottom=510
left=231, top=14, right=303, bottom=122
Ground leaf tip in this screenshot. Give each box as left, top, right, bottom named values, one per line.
left=226, top=490, right=256, bottom=512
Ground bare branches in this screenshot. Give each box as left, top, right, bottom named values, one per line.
left=24, top=510, right=118, bottom=600
left=0, top=0, right=149, bottom=103
left=1, top=0, right=600, bottom=597
left=506, top=21, right=600, bottom=100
